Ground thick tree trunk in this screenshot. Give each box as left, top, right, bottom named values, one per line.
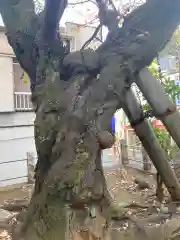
left=17, top=65, right=119, bottom=239
left=2, top=0, right=180, bottom=240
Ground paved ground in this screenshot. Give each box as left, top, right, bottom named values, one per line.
left=102, top=148, right=156, bottom=173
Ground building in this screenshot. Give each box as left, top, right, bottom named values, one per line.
left=0, top=22, right=102, bottom=188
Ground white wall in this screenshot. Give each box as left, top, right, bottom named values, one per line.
left=0, top=56, right=14, bottom=112
left=0, top=112, right=35, bottom=126
left=66, top=22, right=101, bottom=50
left=0, top=31, right=13, bottom=55
left=0, top=112, right=36, bottom=187
left=114, top=109, right=126, bottom=140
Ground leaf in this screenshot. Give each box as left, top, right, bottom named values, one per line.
left=22, top=72, right=29, bottom=84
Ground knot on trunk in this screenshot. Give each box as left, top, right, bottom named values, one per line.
left=97, top=131, right=115, bottom=149
left=63, top=49, right=100, bottom=77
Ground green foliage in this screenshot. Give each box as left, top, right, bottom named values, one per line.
left=167, top=27, right=180, bottom=56
left=144, top=60, right=180, bottom=160
left=142, top=103, right=151, bottom=112
left=147, top=59, right=180, bottom=103
left=147, top=60, right=159, bottom=77
left=153, top=127, right=179, bottom=160
left=163, top=77, right=180, bottom=102
left=153, top=128, right=170, bottom=157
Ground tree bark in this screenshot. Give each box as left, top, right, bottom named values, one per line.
left=1, top=0, right=180, bottom=239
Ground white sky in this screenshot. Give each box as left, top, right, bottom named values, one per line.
left=0, top=2, right=97, bottom=26
left=0, top=0, right=140, bottom=27
left=0, top=15, right=3, bottom=26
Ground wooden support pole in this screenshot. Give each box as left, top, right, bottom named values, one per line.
left=120, top=139, right=129, bottom=165
left=141, top=146, right=151, bottom=172
left=122, top=88, right=180, bottom=200
left=27, top=152, right=35, bottom=184
left=136, top=69, right=180, bottom=148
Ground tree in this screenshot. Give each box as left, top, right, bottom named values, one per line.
left=1, top=0, right=180, bottom=239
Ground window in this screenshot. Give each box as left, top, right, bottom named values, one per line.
left=13, top=58, right=33, bottom=111
left=62, top=38, right=70, bottom=53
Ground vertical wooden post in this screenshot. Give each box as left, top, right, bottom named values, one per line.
left=141, top=146, right=151, bottom=172
left=120, top=139, right=129, bottom=165
left=27, top=152, right=35, bottom=184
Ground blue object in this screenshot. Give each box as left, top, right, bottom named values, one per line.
left=170, top=160, right=174, bottom=169
left=111, top=115, right=116, bottom=135
left=176, top=80, right=180, bottom=105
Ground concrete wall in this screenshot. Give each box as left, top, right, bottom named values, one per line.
left=0, top=56, right=14, bottom=112
left=0, top=31, right=14, bottom=113
left=0, top=31, right=14, bottom=55
left=0, top=112, right=36, bottom=187
left=65, top=22, right=101, bottom=50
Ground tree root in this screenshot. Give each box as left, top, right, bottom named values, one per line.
left=0, top=222, right=12, bottom=231
left=171, top=226, right=180, bottom=239
left=139, top=213, right=171, bottom=224
left=100, top=200, right=149, bottom=238
left=1, top=200, right=29, bottom=212
left=124, top=202, right=149, bottom=209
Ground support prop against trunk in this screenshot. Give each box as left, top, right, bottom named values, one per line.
left=136, top=69, right=180, bottom=148
left=122, top=88, right=180, bottom=201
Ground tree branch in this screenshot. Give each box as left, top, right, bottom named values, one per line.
left=35, top=0, right=68, bottom=87
left=81, top=24, right=102, bottom=50
left=0, top=0, right=38, bottom=88
left=98, top=0, right=180, bottom=71
left=41, top=0, right=67, bottom=44
left=0, top=0, right=36, bottom=33
left=96, top=0, right=120, bottom=31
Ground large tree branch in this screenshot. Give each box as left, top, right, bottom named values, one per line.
left=98, top=0, right=180, bottom=71
left=96, top=0, right=120, bottom=31
left=0, top=0, right=38, bottom=88
left=42, top=0, right=67, bottom=43
left=0, top=0, right=68, bottom=90
left=35, top=0, right=68, bottom=87
left=0, top=0, right=36, bottom=33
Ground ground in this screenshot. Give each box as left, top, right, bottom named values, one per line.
left=0, top=166, right=180, bottom=239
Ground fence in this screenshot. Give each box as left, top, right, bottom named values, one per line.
left=14, top=92, right=33, bottom=111
left=0, top=152, right=37, bottom=188
left=0, top=127, right=36, bottom=188
left=125, top=143, right=156, bottom=173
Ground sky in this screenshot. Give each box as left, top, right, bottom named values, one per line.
left=0, top=0, right=140, bottom=27
left=0, top=15, right=3, bottom=26
left=0, top=1, right=97, bottom=26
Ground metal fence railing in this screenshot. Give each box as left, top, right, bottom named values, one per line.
left=14, top=92, right=33, bottom=111
left=125, top=143, right=156, bottom=173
